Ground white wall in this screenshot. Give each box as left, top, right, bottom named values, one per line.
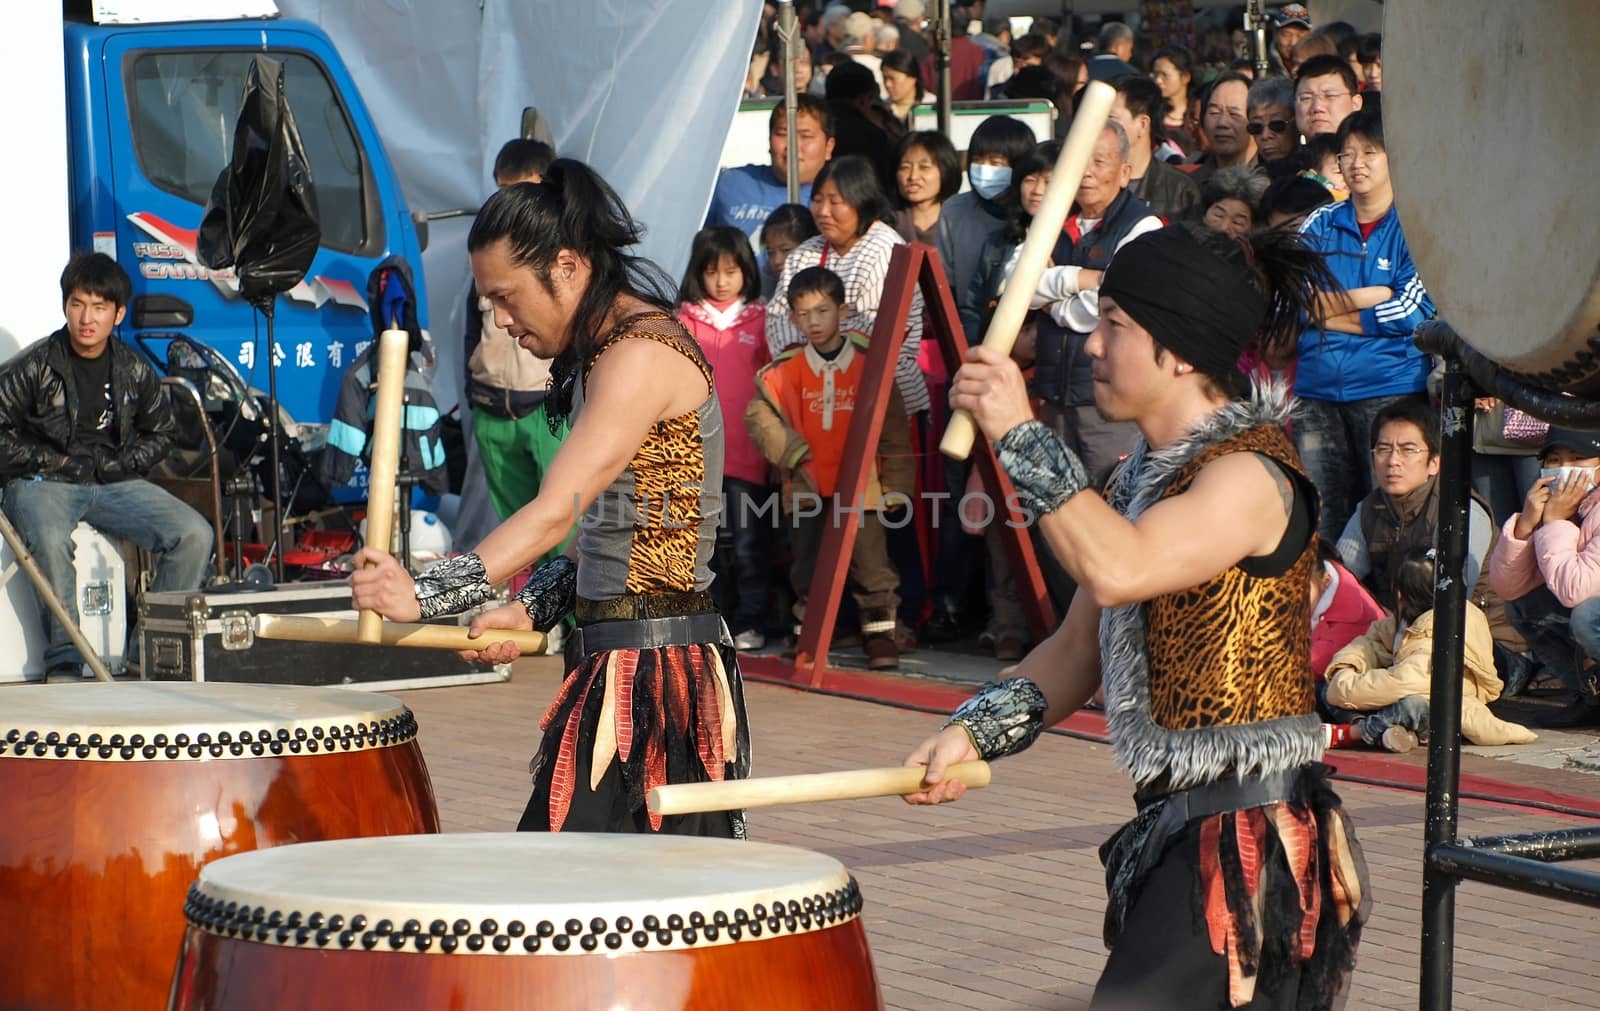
left=0, top=6, right=71, bottom=360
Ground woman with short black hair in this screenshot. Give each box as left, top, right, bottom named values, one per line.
left=892, top=131, right=960, bottom=246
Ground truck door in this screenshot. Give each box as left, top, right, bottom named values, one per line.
left=96, top=25, right=422, bottom=426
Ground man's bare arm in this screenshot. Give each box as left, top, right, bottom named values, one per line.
left=1013, top=587, right=1102, bottom=725
left=473, top=339, right=708, bottom=582
left=1033, top=451, right=1294, bottom=608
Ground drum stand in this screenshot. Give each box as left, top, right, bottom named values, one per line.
left=259, top=298, right=290, bottom=585
left=1414, top=320, right=1600, bottom=1010
left=0, top=510, right=113, bottom=682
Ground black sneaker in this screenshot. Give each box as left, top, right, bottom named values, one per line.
left=921, top=611, right=961, bottom=644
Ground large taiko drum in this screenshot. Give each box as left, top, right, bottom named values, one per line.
left=1385, top=0, right=1600, bottom=392
left=168, top=834, right=881, bottom=1010
left=0, top=683, right=439, bottom=1011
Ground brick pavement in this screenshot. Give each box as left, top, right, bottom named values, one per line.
left=403, top=658, right=1600, bottom=1011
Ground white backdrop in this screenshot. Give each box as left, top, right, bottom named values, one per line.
left=0, top=5, right=70, bottom=359
left=277, top=0, right=762, bottom=542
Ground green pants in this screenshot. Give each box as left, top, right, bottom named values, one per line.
left=472, top=403, right=574, bottom=562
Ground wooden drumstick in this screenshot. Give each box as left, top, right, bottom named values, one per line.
left=358, top=329, right=411, bottom=643
left=940, top=80, right=1117, bottom=461
left=647, top=761, right=992, bottom=816
left=256, top=614, right=546, bottom=655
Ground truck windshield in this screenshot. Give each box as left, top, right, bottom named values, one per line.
left=127, top=49, right=371, bottom=253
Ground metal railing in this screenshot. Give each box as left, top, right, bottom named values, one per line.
left=1413, top=320, right=1600, bottom=1010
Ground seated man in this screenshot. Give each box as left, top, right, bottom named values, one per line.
left=1335, top=395, right=1529, bottom=680
left=0, top=253, right=213, bottom=679
left=1488, top=426, right=1600, bottom=726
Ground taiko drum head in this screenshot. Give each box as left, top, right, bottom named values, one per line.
left=0, top=681, right=418, bottom=760
left=1385, top=0, right=1600, bottom=392
left=0, top=683, right=438, bottom=1011
left=171, top=833, right=881, bottom=1010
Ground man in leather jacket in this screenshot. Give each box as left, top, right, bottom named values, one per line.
left=0, top=253, right=212, bottom=679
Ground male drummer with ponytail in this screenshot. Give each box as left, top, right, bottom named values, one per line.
left=905, top=224, right=1372, bottom=1008
left=352, top=159, right=751, bottom=838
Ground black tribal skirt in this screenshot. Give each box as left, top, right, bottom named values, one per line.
left=517, top=639, right=752, bottom=838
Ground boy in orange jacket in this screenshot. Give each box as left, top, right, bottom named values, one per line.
left=746, top=267, right=913, bottom=670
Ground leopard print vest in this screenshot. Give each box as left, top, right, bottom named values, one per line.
left=573, top=311, right=723, bottom=599
left=1100, top=382, right=1324, bottom=792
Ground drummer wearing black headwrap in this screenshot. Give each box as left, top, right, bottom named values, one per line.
left=905, top=224, right=1373, bottom=1010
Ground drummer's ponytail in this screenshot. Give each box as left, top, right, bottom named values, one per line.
left=467, top=158, right=675, bottom=360
left=1166, top=224, right=1338, bottom=371
left=1239, top=226, right=1338, bottom=369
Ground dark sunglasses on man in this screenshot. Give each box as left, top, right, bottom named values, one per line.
left=1246, top=119, right=1292, bottom=135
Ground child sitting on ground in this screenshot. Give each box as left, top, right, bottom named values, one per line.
left=1321, top=546, right=1537, bottom=751
left=745, top=266, right=913, bottom=670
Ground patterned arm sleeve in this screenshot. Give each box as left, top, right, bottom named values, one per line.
left=413, top=552, right=493, bottom=619
left=513, top=556, right=577, bottom=632
left=994, top=420, right=1091, bottom=516
left=945, top=676, right=1049, bottom=760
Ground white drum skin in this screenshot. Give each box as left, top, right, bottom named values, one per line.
left=1385, top=0, right=1600, bottom=391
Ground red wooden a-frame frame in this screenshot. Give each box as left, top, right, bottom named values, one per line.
left=771, top=241, right=1059, bottom=687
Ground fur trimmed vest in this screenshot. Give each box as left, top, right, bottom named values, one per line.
left=1100, top=383, right=1324, bottom=792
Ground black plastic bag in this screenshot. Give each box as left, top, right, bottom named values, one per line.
left=197, top=55, right=321, bottom=309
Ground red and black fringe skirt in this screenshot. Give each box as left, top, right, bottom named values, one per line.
left=1095, top=764, right=1369, bottom=1009
left=517, top=640, right=751, bottom=837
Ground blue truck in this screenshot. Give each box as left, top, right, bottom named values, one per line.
left=61, top=6, right=428, bottom=426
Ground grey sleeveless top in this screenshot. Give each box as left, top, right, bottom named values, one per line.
left=572, top=312, right=723, bottom=601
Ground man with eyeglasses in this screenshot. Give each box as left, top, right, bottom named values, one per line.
left=1247, top=76, right=1300, bottom=169
left=1294, top=109, right=1434, bottom=544
left=1293, top=54, right=1363, bottom=139
left=1335, top=397, right=1531, bottom=690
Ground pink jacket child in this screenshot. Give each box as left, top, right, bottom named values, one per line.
left=677, top=299, right=772, bottom=485
left=1490, top=490, right=1600, bottom=606
left=1311, top=559, right=1386, bottom=680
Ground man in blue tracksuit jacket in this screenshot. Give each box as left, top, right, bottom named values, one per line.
left=1295, top=109, right=1435, bottom=540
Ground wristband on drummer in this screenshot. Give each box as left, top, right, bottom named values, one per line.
left=413, top=552, right=493, bottom=620
left=994, top=420, right=1090, bottom=517
left=513, top=556, right=577, bottom=632
left=944, top=676, right=1048, bottom=761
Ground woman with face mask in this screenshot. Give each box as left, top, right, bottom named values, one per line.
left=934, top=115, right=1039, bottom=347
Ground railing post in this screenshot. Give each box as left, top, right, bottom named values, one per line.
left=1420, top=350, right=1471, bottom=1010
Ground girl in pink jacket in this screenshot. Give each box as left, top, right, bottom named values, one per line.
left=677, top=226, right=773, bottom=650
left=1487, top=427, right=1600, bottom=725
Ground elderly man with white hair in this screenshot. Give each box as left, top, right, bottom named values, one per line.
left=892, top=0, right=931, bottom=68
left=1020, top=120, right=1163, bottom=485
left=841, top=11, right=888, bottom=99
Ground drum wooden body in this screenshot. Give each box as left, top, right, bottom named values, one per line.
left=169, top=834, right=881, bottom=1011
left=0, top=683, right=438, bottom=1011
left=1385, top=0, right=1600, bottom=392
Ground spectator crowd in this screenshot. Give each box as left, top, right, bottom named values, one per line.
left=694, top=0, right=1600, bottom=749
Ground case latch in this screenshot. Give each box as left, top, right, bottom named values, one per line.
left=219, top=610, right=256, bottom=651
left=80, top=581, right=112, bottom=616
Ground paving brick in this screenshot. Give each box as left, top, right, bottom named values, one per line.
left=397, top=659, right=1600, bottom=1009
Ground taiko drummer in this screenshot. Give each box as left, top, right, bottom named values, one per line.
left=906, top=224, right=1372, bottom=1009
left=353, top=159, right=751, bottom=838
